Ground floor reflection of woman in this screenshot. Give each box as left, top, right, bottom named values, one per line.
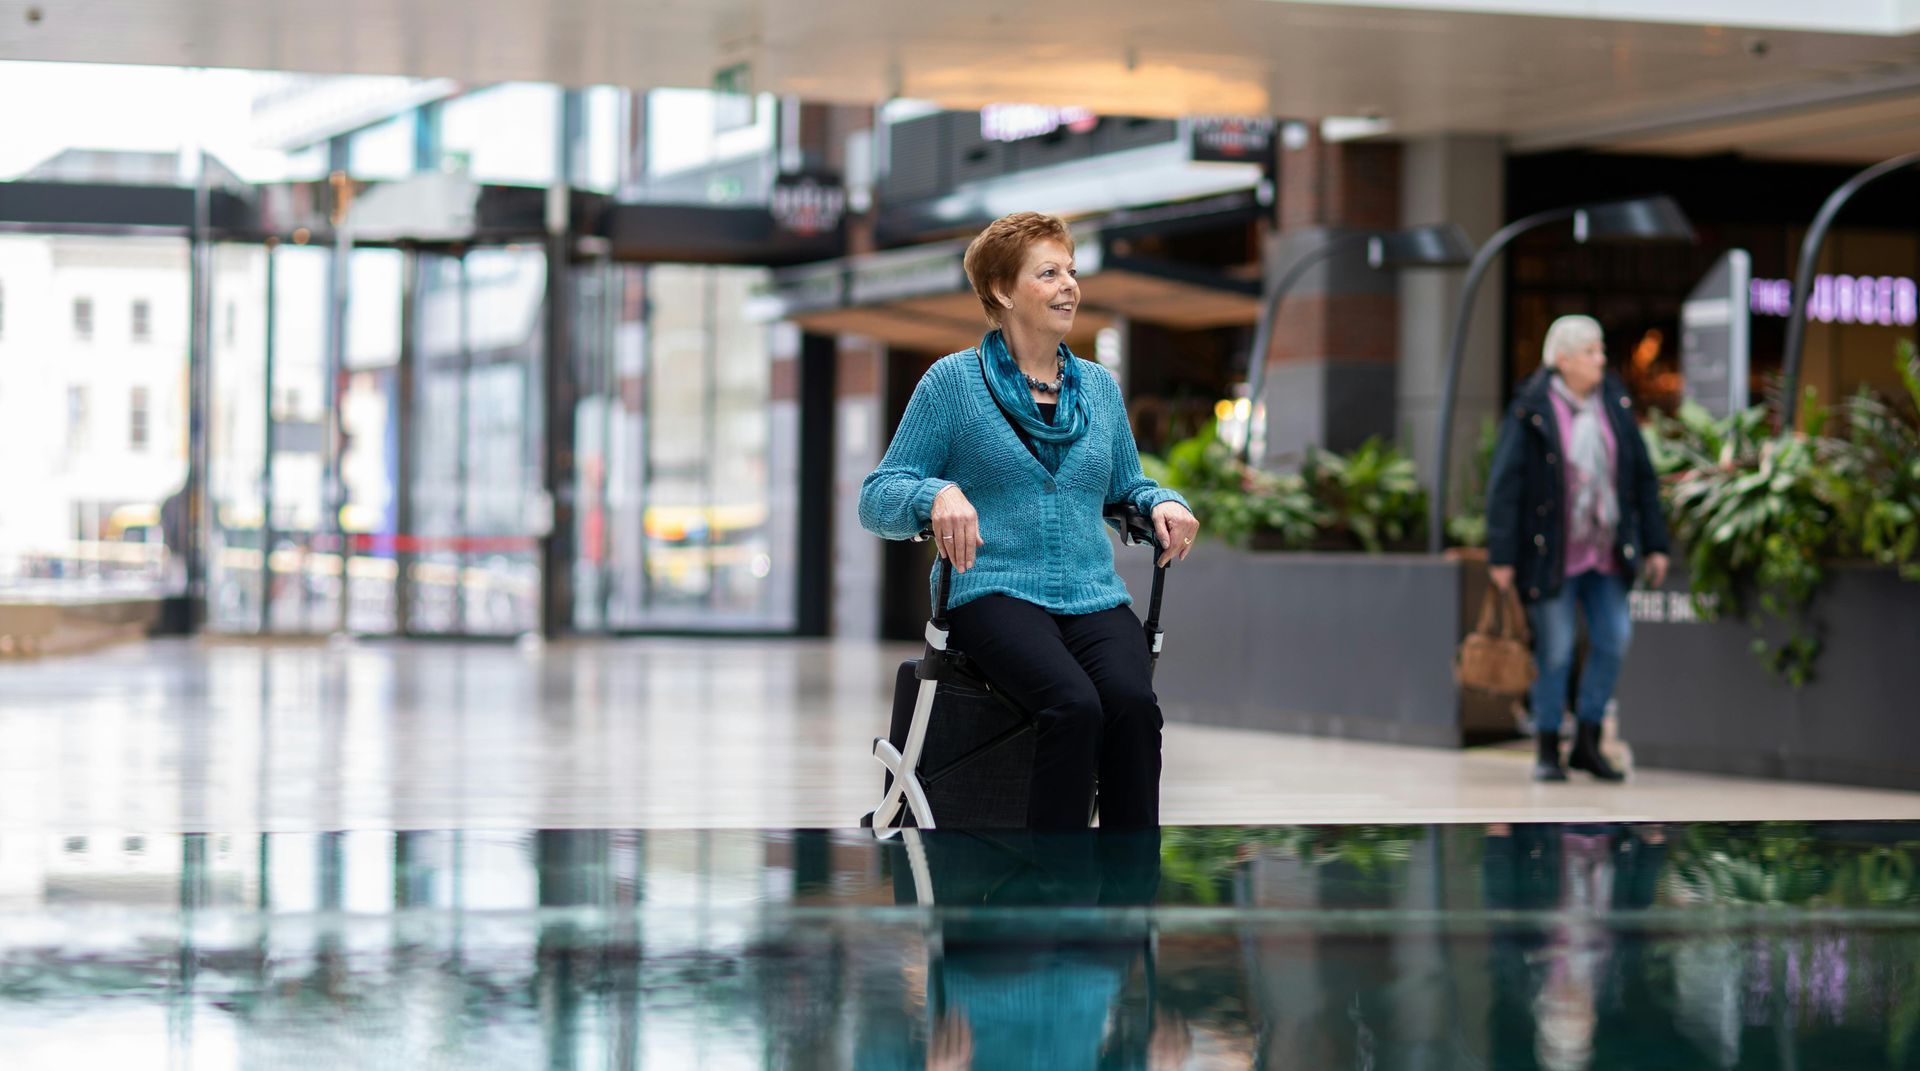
left=1482, top=822, right=1674, bottom=1070
left=858, top=830, right=1192, bottom=1071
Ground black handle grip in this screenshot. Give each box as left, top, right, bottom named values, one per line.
left=1144, top=558, right=1166, bottom=634
left=914, top=528, right=955, bottom=628
left=1103, top=502, right=1163, bottom=554
left=1104, top=504, right=1170, bottom=636
left=932, top=556, right=953, bottom=628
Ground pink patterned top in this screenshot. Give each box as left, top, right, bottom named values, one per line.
left=1550, top=388, right=1618, bottom=578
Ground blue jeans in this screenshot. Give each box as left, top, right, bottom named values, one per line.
left=1527, top=570, right=1633, bottom=732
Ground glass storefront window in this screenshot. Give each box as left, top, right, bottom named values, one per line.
left=0, top=235, right=189, bottom=599
left=408, top=248, right=545, bottom=636
left=207, top=244, right=270, bottom=630
left=265, top=246, right=332, bottom=632
left=455, top=248, right=544, bottom=635
left=338, top=249, right=405, bottom=633
left=600, top=264, right=793, bottom=630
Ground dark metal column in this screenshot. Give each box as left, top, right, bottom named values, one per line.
left=323, top=143, right=353, bottom=634
left=539, top=90, right=585, bottom=637
left=393, top=248, right=419, bottom=635
left=453, top=250, right=473, bottom=631
left=795, top=332, right=837, bottom=635
left=178, top=146, right=215, bottom=632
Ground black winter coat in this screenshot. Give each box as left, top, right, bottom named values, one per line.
left=1485, top=370, right=1671, bottom=604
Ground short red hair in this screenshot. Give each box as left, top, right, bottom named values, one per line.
left=962, top=212, right=1076, bottom=327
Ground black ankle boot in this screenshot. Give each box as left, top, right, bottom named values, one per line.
left=1568, top=720, right=1625, bottom=782
left=1532, top=730, right=1567, bottom=782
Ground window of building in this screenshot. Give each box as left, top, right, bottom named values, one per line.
left=129, top=386, right=150, bottom=451
left=646, top=89, right=775, bottom=178
left=73, top=297, right=93, bottom=341
left=66, top=385, right=89, bottom=453
left=440, top=84, right=561, bottom=187
left=349, top=113, right=415, bottom=182
left=132, top=299, right=152, bottom=343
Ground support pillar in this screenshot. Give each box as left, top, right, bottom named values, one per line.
left=1396, top=135, right=1506, bottom=501
left=1257, top=131, right=1402, bottom=469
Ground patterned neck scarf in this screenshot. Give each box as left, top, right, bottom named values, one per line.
left=979, top=329, right=1089, bottom=472
left=1550, top=375, right=1619, bottom=548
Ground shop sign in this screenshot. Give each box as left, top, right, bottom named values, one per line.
left=1681, top=250, right=1750, bottom=420
left=1749, top=274, right=1919, bottom=326
left=770, top=173, right=847, bottom=238
left=1190, top=117, right=1276, bottom=163
left=980, top=104, right=1099, bottom=143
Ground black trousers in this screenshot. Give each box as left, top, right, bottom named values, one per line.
left=945, top=595, right=1163, bottom=830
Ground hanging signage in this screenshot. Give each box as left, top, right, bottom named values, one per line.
left=1681, top=250, right=1750, bottom=420
left=1190, top=117, right=1277, bottom=163
left=770, top=173, right=847, bottom=238
left=1748, top=274, right=1919, bottom=327
left=979, top=104, right=1099, bottom=143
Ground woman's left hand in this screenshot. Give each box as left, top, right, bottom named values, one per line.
left=1151, top=502, right=1199, bottom=567
left=1643, top=552, right=1670, bottom=588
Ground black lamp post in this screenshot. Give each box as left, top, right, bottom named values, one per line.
left=1426, top=195, right=1694, bottom=553
left=1779, top=149, right=1920, bottom=428
left=1241, top=223, right=1473, bottom=463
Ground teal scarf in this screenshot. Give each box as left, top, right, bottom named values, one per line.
left=978, top=329, right=1090, bottom=473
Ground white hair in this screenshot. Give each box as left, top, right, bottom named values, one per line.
left=1541, top=315, right=1603, bottom=369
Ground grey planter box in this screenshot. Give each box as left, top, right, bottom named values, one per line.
left=1614, top=564, right=1920, bottom=791
left=1117, top=545, right=1513, bottom=747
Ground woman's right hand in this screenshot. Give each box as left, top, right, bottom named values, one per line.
left=1489, top=565, right=1515, bottom=592
left=931, top=484, right=984, bottom=573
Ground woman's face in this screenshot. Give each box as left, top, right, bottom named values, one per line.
left=1555, top=336, right=1606, bottom=395
left=995, top=238, right=1079, bottom=336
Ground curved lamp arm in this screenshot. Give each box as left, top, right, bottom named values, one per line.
left=1240, top=231, right=1375, bottom=463
left=1426, top=206, right=1577, bottom=554
left=1779, top=148, right=1920, bottom=427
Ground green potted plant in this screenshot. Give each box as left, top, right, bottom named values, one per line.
left=1646, top=346, right=1920, bottom=684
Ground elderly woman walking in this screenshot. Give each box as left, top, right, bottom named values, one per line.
left=1486, top=315, right=1671, bottom=782
left=858, top=211, right=1199, bottom=828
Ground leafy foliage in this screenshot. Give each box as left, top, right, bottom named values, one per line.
left=1157, top=825, right=1427, bottom=904
left=1826, top=341, right=1920, bottom=581
left=1141, top=422, right=1324, bottom=547
left=1446, top=417, right=1501, bottom=548
left=1665, top=822, right=1920, bottom=909
left=1141, top=426, right=1426, bottom=552
left=1645, top=344, right=1920, bottom=685
left=1299, top=437, right=1429, bottom=553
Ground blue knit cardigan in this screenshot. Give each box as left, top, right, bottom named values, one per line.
left=858, top=348, right=1189, bottom=615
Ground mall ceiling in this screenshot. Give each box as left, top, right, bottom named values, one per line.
left=5, top=0, right=1920, bottom=162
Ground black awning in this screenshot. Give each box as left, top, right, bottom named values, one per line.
left=604, top=202, right=843, bottom=266
left=0, top=181, right=256, bottom=232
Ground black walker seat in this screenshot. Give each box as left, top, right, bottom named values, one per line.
left=861, top=502, right=1169, bottom=833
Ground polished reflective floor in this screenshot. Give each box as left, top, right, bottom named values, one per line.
left=2, top=638, right=1918, bottom=834
left=2, top=822, right=1918, bottom=1069
left=6, top=639, right=1920, bottom=1066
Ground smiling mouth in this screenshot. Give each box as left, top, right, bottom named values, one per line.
left=1051, top=302, right=1076, bottom=312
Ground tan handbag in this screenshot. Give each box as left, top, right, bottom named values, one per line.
left=1455, top=586, right=1537, bottom=696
